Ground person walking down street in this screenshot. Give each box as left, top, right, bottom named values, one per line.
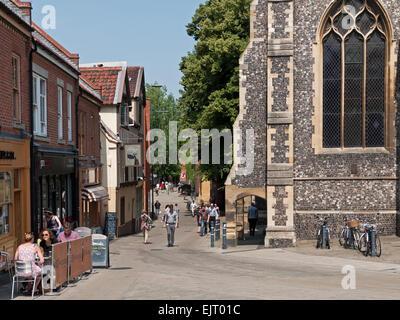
left=200, top=208, right=209, bottom=237
left=248, top=202, right=259, bottom=237
left=174, top=203, right=180, bottom=217
left=169, top=182, right=173, bottom=193
left=156, top=184, right=160, bottom=196
left=163, top=205, right=179, bottom=247
left=191, top=201, right=197, bottom=217
left=162, top=205, right=170, bottom=225
left=141, top=210, right=153, bottom=244
left=166, top=182, right=170, bottom=195
left=194, top=206, right=202, bottom=233
left=209, top=204, right=219, bottom=233
left=155, top=201, right=161, bottom=217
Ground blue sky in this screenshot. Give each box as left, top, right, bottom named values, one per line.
left=29, top=0, right=206, bottom=98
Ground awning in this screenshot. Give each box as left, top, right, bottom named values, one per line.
left=82, top=185, right=109, bottom=202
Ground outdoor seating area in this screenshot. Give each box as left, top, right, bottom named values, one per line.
left=1, top=234, right=93, bottom=300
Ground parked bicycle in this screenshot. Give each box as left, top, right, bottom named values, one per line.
left=358, top=223, right=382, bottom=257
left=338, top=218, right=361, bottom=250
left=316, top=217, right=331, bottom=249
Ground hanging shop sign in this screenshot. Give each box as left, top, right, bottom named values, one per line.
left=124, top=144, right=142, bottom=168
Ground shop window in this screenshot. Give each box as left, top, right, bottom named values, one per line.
left=0, top=173, right=12, bottom=236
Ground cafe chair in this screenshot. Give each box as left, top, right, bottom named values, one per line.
left=0, top=251, right=13, bottom=284
left=11, top=260, right=44, bottom=300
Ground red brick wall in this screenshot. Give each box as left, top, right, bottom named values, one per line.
left=78, top=94, right=101, bottom=161
left=0, top=17, right=31, bottom=135
left=32, top=52, right=79, bottom=149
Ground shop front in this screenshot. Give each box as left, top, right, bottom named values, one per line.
left=0, top=137, right=31, bottom=256
left=34, top=150, right=78, bottom=234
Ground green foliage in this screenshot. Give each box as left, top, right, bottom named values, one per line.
left=146, top=83, right=182, bottom=181
left=179, top=0, right=251, bottom=182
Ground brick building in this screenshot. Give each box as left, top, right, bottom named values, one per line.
left=80, top=62, right=147, bottom=236
left=226, top=0, right=400, bottom=247
left=78, top=75, right=107, bottom=229
left=31, top=22, right=80, bottom=234
left=0, top=0, right=32, bottom=255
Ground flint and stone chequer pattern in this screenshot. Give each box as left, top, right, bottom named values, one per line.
left=265, top=0, right=296, bottom=247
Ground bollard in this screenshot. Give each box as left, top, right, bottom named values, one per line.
left=371, top=230, right=376, bottom=257
left=222, top=222, right=227, bottom=250
left=216, top=220, right=220, bottom=241
left=211, top=226, right=215, bottom=248
left=322, top=225, right=327, bottom=249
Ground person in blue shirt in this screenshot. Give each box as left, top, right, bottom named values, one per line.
left=248, top=203, right=259, bottom=237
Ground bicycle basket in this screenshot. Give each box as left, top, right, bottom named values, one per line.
left=348, top=220, right=360, bottom=228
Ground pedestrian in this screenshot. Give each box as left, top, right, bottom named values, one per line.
left=194, top=206, right=202, bottom=233
left=155, top=200, right=161, bottom=217
left=161, top=182, right=165, bottom=192
left=169, top=182, right=173, bottom=193
left=200, top=208, right=209, bottom=237
left=190, top=200, right=197, bottom=217
left=163, top=205, right=179, bottom=247
left=209, top=204, right=219, bottom=233
left=162, top=204, right=170, bottom=224
left=248, top=202, right=259, bottom=237
left=156, top=184, right=160, bottom=196
left=166, top=182, right=169, bottom=195
left=141, top=210, right=153, bottom=244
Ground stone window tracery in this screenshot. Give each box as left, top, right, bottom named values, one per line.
left=322, top=0, right=388, bottom=149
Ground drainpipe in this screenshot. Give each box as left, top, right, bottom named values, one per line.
left=30, top=39, right=38, bottom=235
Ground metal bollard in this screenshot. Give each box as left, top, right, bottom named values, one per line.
left=322, top=225, right=327, bottom=249
left=371, top=230, right=376, bottom=257
left=211, top=226, right=215, bottom=248
left=216, top=219, right=220, bottom=241
left=222, top=222, right=227, bottom=250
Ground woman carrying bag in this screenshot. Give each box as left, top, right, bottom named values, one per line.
left=140, top=210, right=153, bottom=245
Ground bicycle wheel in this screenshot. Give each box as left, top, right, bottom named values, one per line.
left=338, top=228, right=345, bottom=247
left=375, top=235, right=382, bottom=257
left=358, top=233, right=368, bottom=256
left=352, top=229, right=361, bottom=250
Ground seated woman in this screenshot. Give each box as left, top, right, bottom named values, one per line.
left=14, top=232, right=45, bottom=295
left=38, top=229, right=58, bottom=258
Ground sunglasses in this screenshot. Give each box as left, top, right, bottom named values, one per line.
left=42, top=233, right=49, bottom=236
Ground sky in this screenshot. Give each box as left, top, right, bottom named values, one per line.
left=29, top=0, right=206, bottom=99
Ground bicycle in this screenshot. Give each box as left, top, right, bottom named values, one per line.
left=316, top=217, right=331, bottom=249
left=338, top=218, right=361, bottom=250
left=358, top=223, right=382, bottom=257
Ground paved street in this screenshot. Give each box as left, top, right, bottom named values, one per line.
left=2, top=190, right=400, bottom=300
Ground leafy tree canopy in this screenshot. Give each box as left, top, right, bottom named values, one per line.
left=179, top=0, right=251, bottom=182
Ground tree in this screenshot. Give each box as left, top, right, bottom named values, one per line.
left=179, top=0, right=251, bottom=185
left=146, top=83, right=181, bottom=182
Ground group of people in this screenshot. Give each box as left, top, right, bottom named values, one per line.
left=140, top=203, right=180, bottom=247
left=191, top=202, right=220, bottom=237
left=155, top=181, right=174, bottom=196
left=13, top=212, right=81, bottom=296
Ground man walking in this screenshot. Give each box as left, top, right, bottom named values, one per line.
left=155, top=200, right=161, bottom=217
left=248, top=202, right=259, bottom=237
left=190, top=200, right=197, bottom=217
left=163, top=205, right=179, bottom=247
left=209, top=204, right=219, bottom=233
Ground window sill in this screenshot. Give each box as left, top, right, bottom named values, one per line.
left=317, top=147, right=391, bottom=155
left=12, top=122, right=25, bottom=130
left=67, top=141, right=74, bottom=146
left=34, top=135, right=51, bottom=143
left=57, top=140, right=66, bottom=145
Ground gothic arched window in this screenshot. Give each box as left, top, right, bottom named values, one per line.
left=322, top=0, right=389, bottom=148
